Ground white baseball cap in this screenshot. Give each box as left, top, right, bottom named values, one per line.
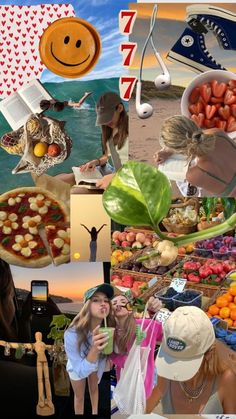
left=155, top=306, right=215, bottom=382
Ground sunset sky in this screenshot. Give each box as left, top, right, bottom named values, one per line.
left=11, top=262, right=104, bottom=301
left=71, top=195, right=111, bottom=262
left=129, top=3, right=236, bottom=87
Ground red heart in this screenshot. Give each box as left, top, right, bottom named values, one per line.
left=41, top=4, right=45, bottom=8
left=15, top=37, right=19, bottom=41
left=205, top=104, right=217, bottom=119
left=16, top=22, right=21, bottom=27
left=39, top=18, right=43, bottom=23
left=41, top=11, right=45, bottom=15
left=227, top=116, right=236, bottom=132
left=22, top=41, right=26, bottom=46
left=4, top=6, right=9, bottom=10
left=49, top=13, right=53, bottom=18
left=25, top=59, right=29, bottom=63
left=34, top=71, right=38, bottom=76
left=65, top=11, right=69, bottom=16
left=32, top=23, right=36, bottom=28
left=3, top=78, right=7, bottom=82
left=14, top=44, right=18, bottom=49
left=230, top=104, right=236, bottom=118
left=17, top=29, right=21, bottom=33
left=17, top=14, right=22, bottom=18
left=9, top=58, right=12, bottom=62
left=26, top=27, right=31, bottom=33
left=0, top=91, right=3, bottom=95
left=2, top=13, right=6, bottom=17
left=24, top=20, right=28, bottom=25
left=19, top=74, right=23, bottom=79
left=224, top=89, right=236, bottom=105
left=57, top=14, right=62, bottom=18
left=22, top=33, right=26, bottom=38
left=7, top=84, right=10, bottom=88
left=9, top=33, right=13, bottom=38
left=2, top=21, right=5, bottom=26
left=33, top=10, right=37, bottom=15
left=211, top=80, right=227, bottom=98
left=19, top=81, right=24, bottom=86
left=33, top=56, right=37, bottom=61
left=7, top=65, right=11, bottom=69
left=54, top=7, right=58, bottom=12
left=10, top=10, right=14, bottom=16
left=23, top=51, right=27, bottom=55
left=16, top=59, right=20, bottom=64
left=27, top=73, right=31, bottom=77
left=30, top=66, right=34, bottom=70
left=6, top=41, right=10, bottom=45
left=218, top=105, right=231, bottom=120
left=11, top=71, right=15, bottom=75
left=191, top=113, right=205, bottom=128
left=7, top=91, right=11, bottom=95
left=15, top=52, right=19, bottom=56
left=22, top=66, right=26, bottom=70
left=11, top=79, right=15, bottom=84
left=25, top=11, right=29, bottom=16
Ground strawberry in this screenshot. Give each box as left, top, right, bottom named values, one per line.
left=188, top=101, right=204, bottom=115
left=228, top=80, right=236, bottom=89
left=205, top=104, right=217, bottom=119
left=215, top=119, right=227, bottom=130
left=227, top=116, right=236, bottom=132
left=218, top=105, right=231, bottom=121
left=189, top=87, right=200, bottom=104
left=231, top=104, right=236, bottom=118
left=204, top=118, right=216, bottom=128
left=200, top=83, right=212, bottom=103
left=224, top=89, right=236, bottom=105
left=191, top=113, right=205, bottom=127
left=210, top=96, right=224, bottom=104
left=211, top=80, right=227, bottom=98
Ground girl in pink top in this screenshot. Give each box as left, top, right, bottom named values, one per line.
left=110, top=294, right=163, bottom=399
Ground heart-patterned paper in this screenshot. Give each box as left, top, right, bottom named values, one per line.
left=0, top=4, right=75, bottom=98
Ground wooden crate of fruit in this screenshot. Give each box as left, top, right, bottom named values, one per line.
left=204, top=285, right=236, bottom=330
left=111, top=270, right=164, bottom=299
left=164, top=257, right=233, bottom=298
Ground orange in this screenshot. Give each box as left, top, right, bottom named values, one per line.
left=230, top=308, right=236, bottom=321
left=225, top=318, right=233, bottom=327
left=219, top=307, right=230, bottom=319
left=234, top=296, right=236, bottom=304
left=222, top=293, right=233, bottom=302
left=233, top=320, right=236, bottom=328
left=229, top=287, right=236, bottom=297
left=206, top=312, right=212, bottom=318
left=228, top=302, right=236, bottom=310
left=208, top=305, right=220, bottom=316
left=216, top=297, right=228, bottom=308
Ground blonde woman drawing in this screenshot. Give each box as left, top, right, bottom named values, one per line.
left=154, top=115, right=236, bottom=196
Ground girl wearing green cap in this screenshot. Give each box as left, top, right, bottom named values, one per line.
left=64, top=284, right=114, bottom=415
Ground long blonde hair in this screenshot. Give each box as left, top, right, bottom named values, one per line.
left=69, top=299, right=115, bottom=355
left=160, top=115, right=221, bottom=160
left=115, top=313, right=137, bottom=353
left=203, top=339, right=236, bottom=377
left=101, top=104, right=128, bottom=152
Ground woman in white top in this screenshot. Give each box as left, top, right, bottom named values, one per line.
left=56, top=92, right=128, bottom=189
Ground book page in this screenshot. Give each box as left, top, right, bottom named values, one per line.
left=72, top=166, right=103, bottom=185
left=0, top=94, right=31, bottom=130
left=18, top=79, right=52, bottom=114
left=158, top=154, right=188, bottom=182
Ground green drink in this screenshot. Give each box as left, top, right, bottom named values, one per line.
left=99, top=327, right=115, bottom=355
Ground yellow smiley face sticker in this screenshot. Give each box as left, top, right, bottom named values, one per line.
left=39, top=17, right=101, bottom=78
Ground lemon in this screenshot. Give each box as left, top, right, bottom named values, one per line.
left=228, top=272, right=236, bottom=280
left=33, top=142, right=48, bottom=157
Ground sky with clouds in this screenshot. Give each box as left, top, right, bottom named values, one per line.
left=0, top=0, right=129, bottom=82
left=129, top=3, right=236, bottom=87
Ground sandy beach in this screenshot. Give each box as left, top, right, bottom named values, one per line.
left=129, top=97, right=181, bottom=196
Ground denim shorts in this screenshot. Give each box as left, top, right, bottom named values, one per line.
left=97, top=163, right=115, bottom=176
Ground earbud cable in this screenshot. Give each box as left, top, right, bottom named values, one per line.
left=138, top=4, right=158, bottom=82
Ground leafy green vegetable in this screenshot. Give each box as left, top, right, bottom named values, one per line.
left=202, top=197, right=218, bottom=222
left=1, top=237, right=10, bottom=245
left=103, top=161, right=171, bottom=228
left=0, top=202, right=8, bottom=207
left=50, top=214, right=62, bottom=221
left=221, top=198, right=236, bottom=220
left=18, top=204, right=27, bottom=213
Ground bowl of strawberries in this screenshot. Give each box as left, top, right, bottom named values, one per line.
left=181, top=70, right=236, bottom=138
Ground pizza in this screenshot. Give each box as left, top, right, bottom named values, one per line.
left=0, top=187, right=70, bottom=268
left=39, top=223, right=70, bottom=267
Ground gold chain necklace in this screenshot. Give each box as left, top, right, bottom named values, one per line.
left=179, top=375, right=208, bottom=403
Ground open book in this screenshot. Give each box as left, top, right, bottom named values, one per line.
left=158, top=154, right=189, bottom=182
left=72, top=166, right=103, bottom=189
left=0, top=79, right=52, bottom=130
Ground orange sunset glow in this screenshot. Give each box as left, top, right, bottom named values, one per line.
left=11, top=262, right=105, bottom=301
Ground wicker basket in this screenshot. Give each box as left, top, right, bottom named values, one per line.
left=162, top=198, right=199, bottom=234
left=164, top=256, right=229, bottom=298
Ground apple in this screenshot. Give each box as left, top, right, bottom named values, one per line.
left=112, top=278, right=122, bottom=285
left=144, top=239, right=152, bottom=246
left=47, top=143, right=61, bottom=157
left=126, top=232, right=136, bottom=243
left=118, top=232, right=127, bottom=242
left=136, top=232, right=146, bottom=243
left=112, top=231, right=120, bottom=241
left=121, top=240, right=131, bottom=248
left=113, top=239, right=121, bottom=247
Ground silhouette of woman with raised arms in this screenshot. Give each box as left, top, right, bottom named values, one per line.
left=80, top=224, right=107, bottom=262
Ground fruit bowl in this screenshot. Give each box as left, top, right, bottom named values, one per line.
left=181, top=70, right=236, bottom=138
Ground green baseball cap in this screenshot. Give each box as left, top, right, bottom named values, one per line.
left=84, top=283, right=114, bottom=303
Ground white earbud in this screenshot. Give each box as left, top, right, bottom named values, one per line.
left=154, top=52, right=171, bottom=90
left=135, top=81, right=153, bottom=119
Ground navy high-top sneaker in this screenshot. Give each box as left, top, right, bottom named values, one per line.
left=167, top=27, right=226, bottom=73
left=186, top=4, right=236, bottom=50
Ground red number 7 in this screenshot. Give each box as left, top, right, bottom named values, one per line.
left=119, top=43, right=137, bottom=67
left=119, top=76, right=137, bottom=101
left=119, top=10, right=137, bottom=34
